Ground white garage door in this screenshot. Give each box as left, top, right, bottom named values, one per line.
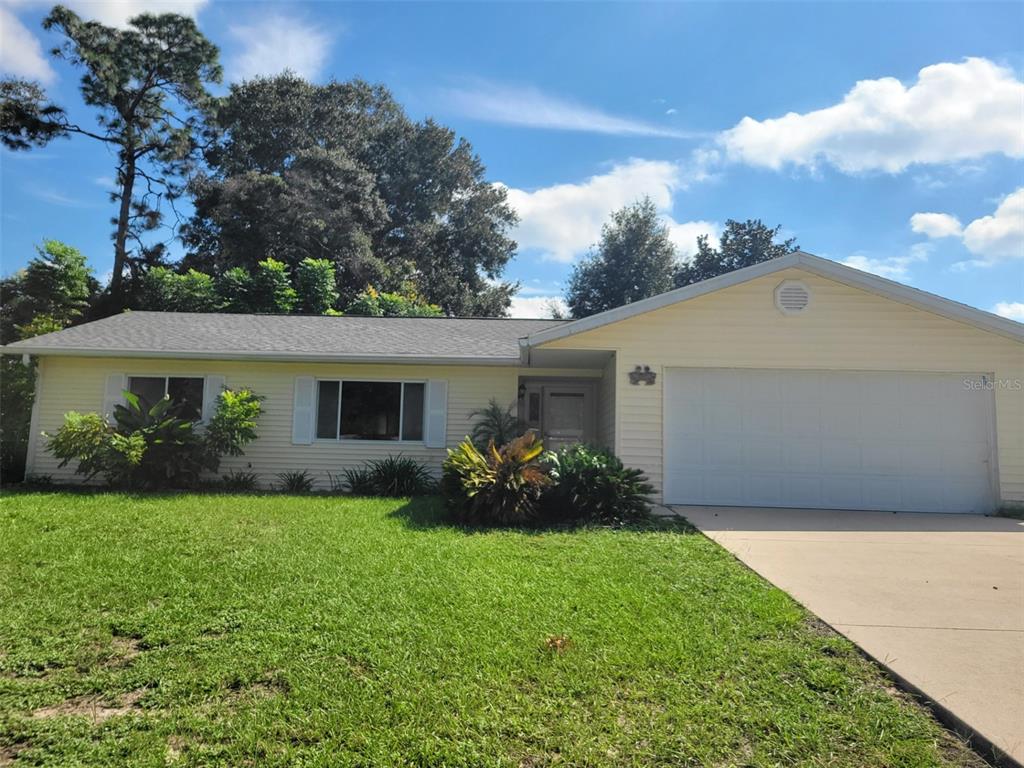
left=664, top=369, right=996, bottom=513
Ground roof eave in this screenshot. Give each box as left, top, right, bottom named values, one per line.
left=0, top=346, right=524, bottom=366
left=523, top=251, right=1024, bottom=347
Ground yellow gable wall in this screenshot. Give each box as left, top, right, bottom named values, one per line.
left=27, top=357, right=529, bottom=487
left=540, top=267, right=1024, bottom=505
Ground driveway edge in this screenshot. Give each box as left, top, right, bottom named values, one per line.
left=672, top=509, right=1022, bottom=768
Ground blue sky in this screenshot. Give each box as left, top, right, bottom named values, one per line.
left=2, top=1, right=1022, bottom=319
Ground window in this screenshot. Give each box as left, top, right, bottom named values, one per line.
left=315, top=380, right=425, bottom=441
left=128, top=376, right=204, bottom=421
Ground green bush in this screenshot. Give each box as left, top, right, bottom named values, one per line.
left=441, top=434, right=550, bottom=525
left=468, top=398, right=521, bottom=449
left=276, top=469, right=315, bottom=493
left=342, top=456, right=434, bottom=496
left=221, top=469, right=260, bottom=491
left=543, top=444, right=654, bottom=524
left=46, top=388, right=263, bottom=490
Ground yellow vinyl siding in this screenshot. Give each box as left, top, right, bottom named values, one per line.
left=596, top=354, right=616, bottom=450
left=29, top=357, right=518, bottom=488
left=541, top=267, right=1024, bottom=505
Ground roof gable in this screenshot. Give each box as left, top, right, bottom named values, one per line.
left=525, top=251, right=1024, bottom=347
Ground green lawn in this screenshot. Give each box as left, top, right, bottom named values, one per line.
left=0, top=493, right=982, bottom=767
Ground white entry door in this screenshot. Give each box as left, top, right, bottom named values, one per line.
left=663, top=369, right=996, bottom=513
left=542, top=386, right=592, bottom=451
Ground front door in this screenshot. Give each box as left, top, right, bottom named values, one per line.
left=542, top=386, right=591, bottom=451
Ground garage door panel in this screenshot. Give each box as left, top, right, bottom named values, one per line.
left=821, top=440, right=862, bottom=472
left=664, top=369, right=995, bottom=513
left=900, top=444, right=944, bottom=475
left=863, top=443, right=902, bottom=474
left=744, top=439, right=784, bottom=469
left=784, top=439, right=822, bottom=471
left=706, top=404, right=742, bottom=433
left=743, top=404, right=782, bottom=434
left=822, top=477, right=865, bottom=508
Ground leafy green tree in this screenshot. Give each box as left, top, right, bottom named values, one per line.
left=344, top=286, right=442, bottom=317
left=248, top=258, right=297, bottom=314
left=8, top=7, right=221, bottom=306
left=183, top=74, right=517, bottom=315
left=675, top=219, right=798, bottom=288
left=295, top=258, right=339, bottom=314
left=0, top=240, right=97, bottom=482
left=141, top=267, right=219, bottom=312
left=565, top=198, right=677, bottom=318
left=215, top=267, right=252, bottom=313
left=1, top=240, right=97, bottom=344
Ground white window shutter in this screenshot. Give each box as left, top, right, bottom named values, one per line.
left=424, top=380, right=448, bottom=448
left=103, top=373, right=126, bottom=424
left=202, top=375, right=225, bottom=423
left=292, top=377, right=316, bottom=444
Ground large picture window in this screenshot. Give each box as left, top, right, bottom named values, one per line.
left=316, top=380, right=425, bottom=441
left=128, top=376, right=205, bottom=421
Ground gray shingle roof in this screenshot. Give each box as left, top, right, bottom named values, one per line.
left=2, top=312, right=566, bottom=364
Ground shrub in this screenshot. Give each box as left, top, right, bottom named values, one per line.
left=276, top=469, right=315, bottom=493
left=441, top=433, right=550, bottom=525
left=543, top=444, right=654, bottom=524
left=46, top=388, right=263, bottom=490
left=468, top=398, right=522, bottom=449
left=342, top=456, right=434, bottom=496
left=221, top=469, right=260, bottom=491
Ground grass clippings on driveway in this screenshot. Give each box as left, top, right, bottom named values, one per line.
left=0, top=492, right=985, bottom=767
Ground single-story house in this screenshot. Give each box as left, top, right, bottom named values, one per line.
left=6, top=251, right=1023, bottom=514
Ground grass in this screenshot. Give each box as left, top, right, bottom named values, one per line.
left=0, top=492, right=984, bottom=768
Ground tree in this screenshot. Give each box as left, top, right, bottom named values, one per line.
left=247, top=258, right=296, bottom=314
left=344, top=286, right=442, bottom=317
left=1, top=240, right=97, bottom=344
left=8, top=7, right=221, bottom=306
left=295, top=258, right=339, bottom=314
left=675, top=219, right=798, bottom=288
left=141, top=267, right=219, bottom=312
left=183, top=74, right=517, bottom=315
left=565, top=198, right=677, bottom=319
left=0, top=240, right=98, bottom=482
left=0, top=78, right=66, bottom=151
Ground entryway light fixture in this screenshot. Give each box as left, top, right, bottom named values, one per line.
left=629, top=365, right=656, bottom=385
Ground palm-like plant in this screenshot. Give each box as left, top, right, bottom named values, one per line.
left=468, top=399, right=521, bottom=448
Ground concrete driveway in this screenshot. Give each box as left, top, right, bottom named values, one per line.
left=677, top=506, right=1024, bottom=765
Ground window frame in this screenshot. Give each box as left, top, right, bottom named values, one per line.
left=314, top=377, right=428, bottom=444
left=125, top=373, right=208, bottom=422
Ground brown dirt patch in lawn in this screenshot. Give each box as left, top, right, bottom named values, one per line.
left=31, top=688, right=146, bottom=723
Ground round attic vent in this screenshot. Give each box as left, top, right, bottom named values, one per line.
left=775, top=280, right=811, bottom=315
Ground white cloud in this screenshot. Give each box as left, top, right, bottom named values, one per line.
left=441, top=82, right=703, bottom=139
left=912, top=188, right=1024, bottom=267
left=665, top=108, right=678, bottom=116
left=227, top=14, right=333, bottom=82
left=910, top=212, right=962, bottom=239
left=6, top=0, right=209, bottom=28
left=508, top=295, right=568, bottom=319
left=842, top=243, right=931, bottom=280
left=992, top=302, right=1024, bottom=321
left=0, top=7, right=56, bottom=84
left=995, top=301, right=1024, bottom=321
left=667, top=219, right=721, bottom=259
left=961, top=188, right=1024, bottom=265
left=719, top=58, right=1024, bottom=173
left=501, top=158, right=717, bottom=263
